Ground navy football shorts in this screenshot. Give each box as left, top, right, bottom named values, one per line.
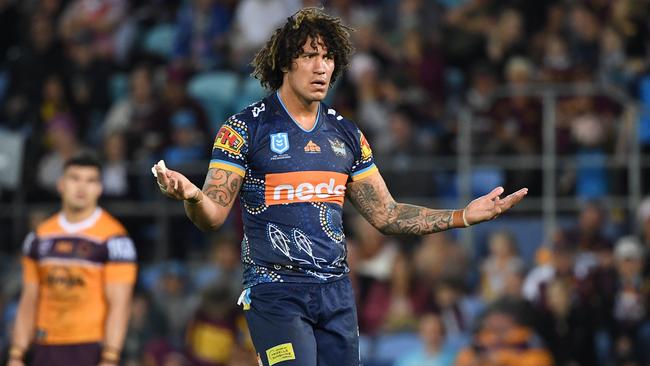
left=241, top=276, right=359, bottom=366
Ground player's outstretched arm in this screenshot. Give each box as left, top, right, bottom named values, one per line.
left=346, top=171, right=527, bottom=235
left=154, top=164, right=243, bottom=231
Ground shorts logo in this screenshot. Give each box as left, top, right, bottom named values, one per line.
left=328, top=138, right=346, bottom=157
left=270, top=133, right=289, bottom=154
left=360, top=132, right=373, bottom=160
left=265, top=171, right=347, bottom=206
left=214, top=125, right=244, bottom=155
left=266, top=343, right=295, bottom=366
left=303, top=140, right=321, bottom=153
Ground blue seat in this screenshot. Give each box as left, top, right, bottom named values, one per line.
left=109, top=72, right=129, bottom=103
left=234, top=77, right=267, bottom=110
left=143, top=23, right=177, bottom=59
left=188, top=71, right=240, bottom=128
left=371, top=332, right=421, bottom=365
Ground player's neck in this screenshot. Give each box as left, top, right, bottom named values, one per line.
left=277, top=87, right=319, bottom=130
left=62, top=205, right=98, bottom=223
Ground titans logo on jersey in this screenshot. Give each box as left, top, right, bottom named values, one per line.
left=211, top=92, right=378, bottom=288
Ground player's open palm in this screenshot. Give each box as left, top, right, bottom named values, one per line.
left=153, top=161, right=199, bottom=201
left=464, top=187, right=528, bottom=225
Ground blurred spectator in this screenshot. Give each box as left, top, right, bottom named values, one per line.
left=172, top=0, right=236, bottom=72
left=489, top=57, right=543, bottom=194
left=479, top=230, right=525, bottom=303
left=609, top=237, right=650, bottom=364
left=413, top=233, right=469, bottom=285
left=349, top=215, right=399, bottom=333
left=122, top=290, right=170, bottom=364
left=485, top=9, right=526, bottom=74
left=637, top=197, right=650, bottom=276
left=4, top=13, right=65, bottom=129
left=102, top=65, right=160, bottom=159
left=35, top=114, right=87, bottom=193
left=454, top=306, right=553, bottom=366
left=561, top=201, right=613, bottom=277
left=539, top=35, right=573, bottom=83
left=536, top=279, right=596, bottom=366
left=151, top=262, right=201, bottom=346
left=229, top=0, right=301, bottom=67
left=427, top=278, right=483, bottom=351
left=185, top=281, right=243, bottom=366
left=394, top=312, right=457, bottom=366
left=191, top=232, right=243, bottom=294
left=361, top=252, right=428, bottom=334
left=62, top=30, right=112, bottom=138
left=162, top=108, right=206, bottom=166
left=523, top=236, right=578, bottom=311
left=59, top=0, right=131, bottom=61
left=100, top=132, right=131, bottom=199
left=153, top=66, right=211, bottom=155
left=568, top=4, right=601, bottom=71
left=0, top=0, right=20, bottom=58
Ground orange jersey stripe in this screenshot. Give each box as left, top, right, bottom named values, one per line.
left=264, top=171, right=348, bottom=206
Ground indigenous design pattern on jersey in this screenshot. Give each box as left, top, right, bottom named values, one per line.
left=21, top=209, right=137, bottom=345
left=210, top=93, right=378, bottom=287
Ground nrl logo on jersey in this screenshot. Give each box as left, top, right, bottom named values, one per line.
left=328, top=139, right=346, bottom=157
left=270, top=132, right=289, bottom=154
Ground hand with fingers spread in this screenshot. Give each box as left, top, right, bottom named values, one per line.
left=463, top=187, right=528, bottom=226
left=153, top=161, right=203, bottom=204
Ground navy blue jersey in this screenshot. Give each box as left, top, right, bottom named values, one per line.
left=210, top=92, right=378, bottom=288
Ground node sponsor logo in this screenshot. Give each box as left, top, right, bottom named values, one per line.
left=264, top=171, right=347, bottom=205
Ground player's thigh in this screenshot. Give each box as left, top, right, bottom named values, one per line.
left=31, top=343, right=101, bottom=366
left=315, top=278, right=360, bottom=366
left=244, top=283, right=317, bottom=366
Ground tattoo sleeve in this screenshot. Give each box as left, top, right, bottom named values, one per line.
left=347, top=175, right=454, bottom=235
left=202, top=169, right=242, bottom=207
left=184, top=168, right=243, bottom=231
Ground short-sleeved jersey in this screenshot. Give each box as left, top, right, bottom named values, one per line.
left=210, top=92, right=378, bottom=288
left=22, top=208, right=137, bottom=345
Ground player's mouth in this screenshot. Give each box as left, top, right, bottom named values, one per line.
left=311, top=80, right=327, bottom=89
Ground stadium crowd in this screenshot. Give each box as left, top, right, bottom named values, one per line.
left=1, top=0, right=650, bottom=365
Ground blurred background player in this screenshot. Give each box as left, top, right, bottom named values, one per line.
left=8, top=155, right=137, bottom=366
left=153, top=7, right=526, bottom=366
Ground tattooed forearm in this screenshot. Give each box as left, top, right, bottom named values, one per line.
left=382, top=204, right=454, bottom=235
left=202, top=169, right=242, bottom=207
left=347, top=176, right=454, bottom=235
left=184, top=168, right=243, bottom=231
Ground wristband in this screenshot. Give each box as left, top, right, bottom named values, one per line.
left=462, top=208, right=470, bottom=227
left=9, top=345, right=25, bottom=360
left=453, top=209, right=470, bottom=228
left=101, top=347, right=120, bottom=363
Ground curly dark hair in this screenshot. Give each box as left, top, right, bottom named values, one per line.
left=251, top=7, right=354, bottom=91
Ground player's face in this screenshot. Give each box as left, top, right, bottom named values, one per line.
left=57, top=166, right=102, bottom=211
left=284, top=36, right=335, bottom=103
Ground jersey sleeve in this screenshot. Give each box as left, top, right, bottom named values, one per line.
left=21, top=232, right=39, bottom=284
left=105, top=236, right=137, bottom=284
left=209, top=115, right=250, bottom=178
left=350, top=129, right=379, bottom=182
